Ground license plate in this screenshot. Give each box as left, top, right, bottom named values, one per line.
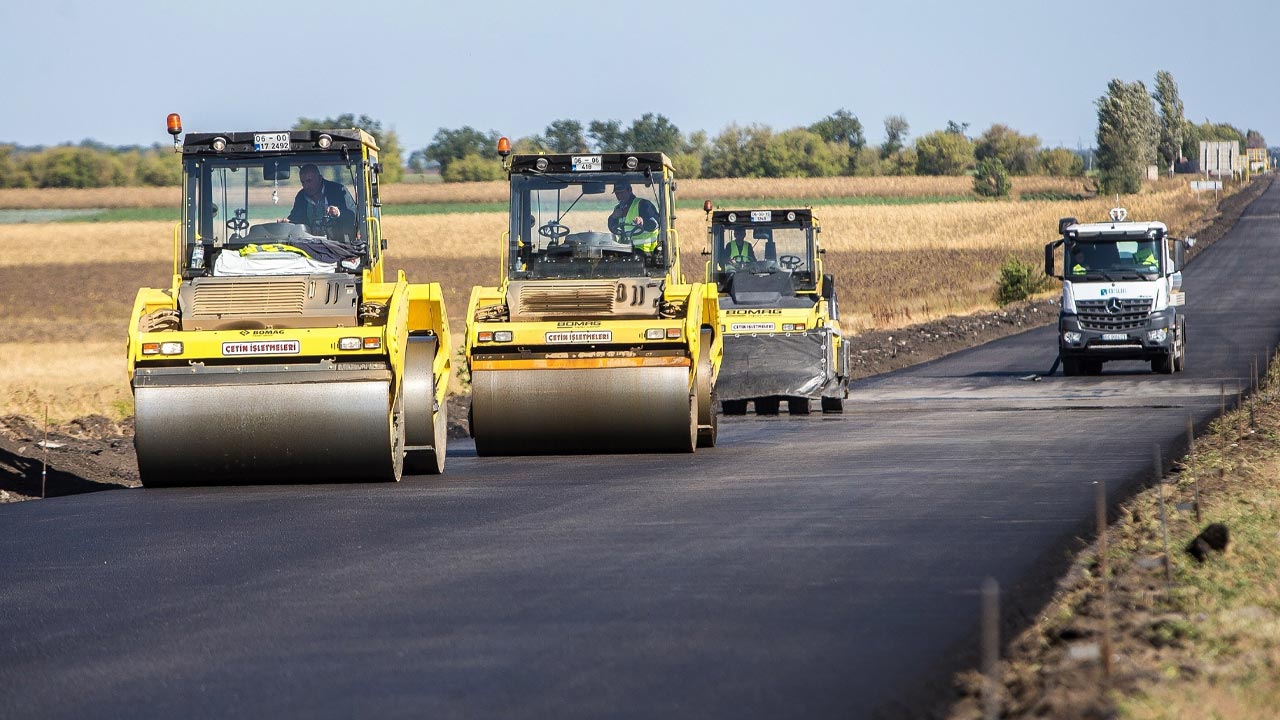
left=253, top=133, right=291, bottom=152
left=571, top=155, right=602, bottom=171
left=1102, top=333, right=1128, bottom=341
left=750, top=211, right=772, bottom=222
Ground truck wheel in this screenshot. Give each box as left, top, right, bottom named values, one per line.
left=1062, top=357, right=1081, bottom=376
left=821, top=397, right=844, bottom=414
left=1152, top=353, right=1174, bottom=374
left=721, top=400, right=748, bottom=415
left=787, top=398, right=811, bottom=415
left=1173, top=326, right=1186, bottom=372
left=755, top=397, right=780, bottom=415
left=1083, top=359, right=1103, bottom=375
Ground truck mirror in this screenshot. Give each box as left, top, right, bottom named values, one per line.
left=821, top=274, right=836, bottom=300
left=1173, top=240, right=1185, bottom=271
left=1057, top=217, right=1078, bottom=234
left=1044, top=242, right=1057, bottom=278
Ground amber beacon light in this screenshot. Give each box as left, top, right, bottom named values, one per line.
left=166, top=113, right=183, bottom=151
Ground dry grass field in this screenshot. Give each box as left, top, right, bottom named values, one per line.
left=0, top=178, right=1235, bottom=421
left=0, top=175, right=1088, bottom=209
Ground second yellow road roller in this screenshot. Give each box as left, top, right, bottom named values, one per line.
left=465, top=141, right=721, bottom=454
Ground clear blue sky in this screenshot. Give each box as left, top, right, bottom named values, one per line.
left=4, top=0, right=1275, bottom=152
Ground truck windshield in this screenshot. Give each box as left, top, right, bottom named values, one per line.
left=507, top=172, right=669, bottom=280
left=712, top=223, right=816, bottom=290
left=1066, top=238, right=1161, bottom=279
left=183, top=153, right=366, bottom=251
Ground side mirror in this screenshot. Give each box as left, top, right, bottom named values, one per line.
left=821, top=273, right=836, bottom=300
left=582, top=181, right=606, bottom=195
left=1057, top=217, right=1078, bottom=234
left=1044, top=239, right=1062, bottom=278
left=1173, top=240, right=1186, bottom=271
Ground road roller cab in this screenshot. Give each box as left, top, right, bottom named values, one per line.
left=705, top=206, right=849, bottom=415
left=465, top=143, right=722, bottom=454
left=125, top=116, right=451, bottom=486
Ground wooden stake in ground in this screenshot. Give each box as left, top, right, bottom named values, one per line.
left=1095, top=479, right=1113, bottom=683
left=41, top=404, right=48, bottom=499
left=981, top=577, right=1000, bottom=720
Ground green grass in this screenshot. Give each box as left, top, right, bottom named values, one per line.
left=64, top=207, right=180, bottom=223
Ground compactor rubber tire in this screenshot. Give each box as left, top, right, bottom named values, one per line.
left=405, top=401, right=447, bottom=475
left=787, top=398, right=811, bottom=415
left=696, top=329, right=718, bottom=448
left=721, top=400, right=748, bottom=415
left=755, top=397, right=781, bottom=415
left=821, top=396, right=844, bottom=414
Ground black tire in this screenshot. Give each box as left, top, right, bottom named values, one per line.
left=1173, top=324, right=1186, bottom=372
left=1062, top=357, right=1081, bottom=376
left=754, top=397, right=780, bottom=415
left=821, top=396, right=844, bottom=414
left=1152, top=353, right=1174, bottom=374
left=787, top=398, right=811, bottom=415
left=1083, top=359, right=1104, bottom=376
left=721, top=399, right=748, bottom=415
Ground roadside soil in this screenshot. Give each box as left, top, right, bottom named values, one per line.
left=1, top=175, right=1269, bottom=503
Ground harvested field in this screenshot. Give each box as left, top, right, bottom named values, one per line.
left=0, top=175, right=1091, bottom=210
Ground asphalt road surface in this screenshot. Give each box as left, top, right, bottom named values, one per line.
left=4, top=184, right=1280, bottom=719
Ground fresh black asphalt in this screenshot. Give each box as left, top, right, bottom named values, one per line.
left=3, top=182, right=1279, bottom=719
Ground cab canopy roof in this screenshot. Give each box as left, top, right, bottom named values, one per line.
left=712, top=208, right=813, bottom=225
left=509, top=152, right=671, bottom=174
left=1063, top=219, right=1168, bottom=240
left=181, top=128, right=378, bottom=155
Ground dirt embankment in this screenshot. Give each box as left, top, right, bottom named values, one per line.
left=1, top=175, right=1270, bottom=502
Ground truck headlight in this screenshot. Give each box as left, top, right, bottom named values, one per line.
left=1063, top=331, right=1082, bottom=344
left=1146, top=328, right=1168, bottom=343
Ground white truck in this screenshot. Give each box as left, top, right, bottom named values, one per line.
left=1044, top=208, right=1194, bottom=376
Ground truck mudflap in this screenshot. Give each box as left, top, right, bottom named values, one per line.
left=716, top=329, right=847, bottom=402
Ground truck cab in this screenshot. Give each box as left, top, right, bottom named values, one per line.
left=1045, top=208, right=1193, bottom=375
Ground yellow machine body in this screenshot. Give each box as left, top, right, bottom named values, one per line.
left=465, top=151, right=721, bottom=454
left=126, top=127, right=450, bottom=485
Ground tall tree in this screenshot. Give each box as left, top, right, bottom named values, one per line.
left=294, top=114, right=403, bottom=182
left=1095, top=79, right=1158, bottom=194
left=543, top=119, right=588, bottom=153
left=914, top=130, right=974, bottom=175
left=625, top=113, right=682, bottom=155
left=1151, top=70, right=1186, bottom=173
left=944, top=120, right=970, bottom=136
left=809, top=109, right=865, bottom=151
left=1246, top=129, right=1268, bottom=149
left=880, top=115, right=909, bottom=158
left=424, top=126, right=500, bottom=174
left=588, top=120, right=627, bottom=152
left=974, top=124, right=1041, bottom=175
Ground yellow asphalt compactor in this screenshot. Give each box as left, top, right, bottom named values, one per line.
left=126, top=116, right=450, bottom=486
left=706, top=207, right=849, bottom=415
left=465, top=143, right=721, bottom=454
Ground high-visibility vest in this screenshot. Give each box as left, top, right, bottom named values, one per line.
left=1134, top=249, right=1157, bottom=266
left=239, top=243, right=311, bottom=258
left=622, top=198, right=659, bottom=252
left=728, top=239, right=752, bottom=262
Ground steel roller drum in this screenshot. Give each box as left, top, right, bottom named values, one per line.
left=471, top=366, right=695, bottom=455
left=134, top=373, right=399, bottom=486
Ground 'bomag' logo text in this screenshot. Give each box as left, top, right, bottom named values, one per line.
left=723, top=309, right=784, bottom=315
left=240, top=329, right=287, bottom=336
left=556, top=321, right=603, bottom=327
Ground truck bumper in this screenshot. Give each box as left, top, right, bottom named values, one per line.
left=1057, top=308, right=1177, bottom=361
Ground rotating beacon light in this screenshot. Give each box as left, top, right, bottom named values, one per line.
left=166, top=113, right=183, bottom=152
left=497, top=136, right=511, bottom=170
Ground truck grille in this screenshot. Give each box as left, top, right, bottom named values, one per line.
left=517, top=281, right=616, bottom=316
left=1076, top=298, right=1153, bottom=331
left=190, top=277, right=308, bottom=316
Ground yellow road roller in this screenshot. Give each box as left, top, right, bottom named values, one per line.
left=464, top=141, right=721, bottom=455
left=705, top=206, right=849, bottom=415
left=126, top=115, right=450, bottom=486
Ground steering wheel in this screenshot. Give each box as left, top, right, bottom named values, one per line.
left=227, top=217, right=249, bottom=233
left=778, top=254, right=804, bottom=270
left=539, top=221, right=570, bottom=240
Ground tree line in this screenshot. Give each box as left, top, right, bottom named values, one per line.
left=1095, top=70, right=1267, bottom=194
left=417, top=112, right=1090, bottom=183
left=0, top=114, right=405, bottom=189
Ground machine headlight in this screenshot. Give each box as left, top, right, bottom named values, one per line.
left=1063, top=331, right=1082, bottom=344
left=493, top=331, right=513, bottom=342
left=339, top=337, right=361, bottom=350
left=1146, top=328, right=1168, bottom=343
left=645, top=328, right=665, bottom=340
left=142, top=342, right=184, bottom=356
left=317, top=133, right=333, bottom=149
left=782, top=323, right=805, bottom=331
